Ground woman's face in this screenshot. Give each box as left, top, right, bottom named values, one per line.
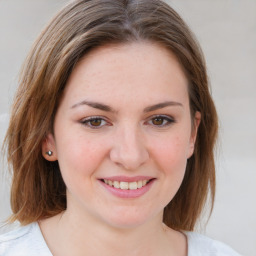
left=43, top=42, right=200, bottom=228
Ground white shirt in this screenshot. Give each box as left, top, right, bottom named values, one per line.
left=0, top=222, right=241, bottom=256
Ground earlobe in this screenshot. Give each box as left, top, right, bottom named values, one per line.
left=42, top=133, right=58, bottom=161
left=187, top=111, right=201, bottom=159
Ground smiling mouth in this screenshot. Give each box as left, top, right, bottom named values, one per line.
left=100, top=179, right=154, bottom=190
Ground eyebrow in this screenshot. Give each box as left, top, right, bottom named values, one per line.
left=71, top=100, right=183, bottom=113
left=143, top=101, right=183, bottom=112
left=71, top=100, right=114, bottom=112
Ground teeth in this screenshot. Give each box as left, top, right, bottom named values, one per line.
left=103, top=179, right=150, bottom=190
left=129, top=182, right=137, bottom=190
left=113, top=181, right=120, bottom=189
left=120, top=182, right=129, bottom=190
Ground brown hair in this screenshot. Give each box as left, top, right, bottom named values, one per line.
left=4, top=0, right=218, bottom=230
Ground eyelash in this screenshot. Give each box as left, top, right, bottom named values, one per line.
left=146, top=115, right=175, bottom=127
left=80, top=116, right=110, bottom=129
left=80, top=115, right=175, bottom=129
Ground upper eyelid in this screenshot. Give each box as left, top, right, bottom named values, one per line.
left=79, top=114, right=175, bottom=127
left=80, top=114, right=175, bottom=122
left=147, top=114, right=174, bottom=119
left=146, top=114, right=175, bottom=122
left=80, top=114, right=174, bottom=120
left=80, top=116, right=108, bottom=123
left=80, top=115, right=108, bottom=121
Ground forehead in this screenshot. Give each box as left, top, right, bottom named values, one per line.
left=62, top=42, right=189, bottom=108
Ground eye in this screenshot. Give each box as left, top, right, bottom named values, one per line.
left=80, top=116, right=110, bottom=129
left=147, top=115, right=175, bottom=127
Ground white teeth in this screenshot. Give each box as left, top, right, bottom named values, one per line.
left=103, top=179, right=150, bottom=190
left=129, top=182, right=138, bottom=190
left=120, top=182, right=129, bottom=190
left=113, top=181, right=120, bottom=189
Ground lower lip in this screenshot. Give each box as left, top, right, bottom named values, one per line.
left=99, top=180, right=155, bottom=198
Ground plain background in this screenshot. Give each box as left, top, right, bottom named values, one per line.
left=0, top=0, right=255, bottom=255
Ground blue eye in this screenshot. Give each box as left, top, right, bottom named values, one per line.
left=147, top=115, right=175, bottom=127
left=80, top=116, right=108, bottom=129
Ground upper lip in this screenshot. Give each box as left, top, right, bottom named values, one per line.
left=99, top=176, right=154, bottom=182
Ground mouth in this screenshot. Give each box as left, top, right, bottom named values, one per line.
left=101, top=179, right=153, bottom=190
left=98, top=177, right=156, bottom=198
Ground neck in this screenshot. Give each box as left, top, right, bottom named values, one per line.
left=60, top=210, right=166, bottom=255
left=40, top=208, right=187, bottom=256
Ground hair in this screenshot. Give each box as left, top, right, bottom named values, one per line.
left=4, top=0, right=218, bottom=230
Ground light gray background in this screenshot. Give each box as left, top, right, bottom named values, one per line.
left=0, top=0, right=255, bottom=255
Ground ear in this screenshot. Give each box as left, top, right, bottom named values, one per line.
left=42, top=133, right=58, bottom=161
left=187, top=111, right=201, bottom=159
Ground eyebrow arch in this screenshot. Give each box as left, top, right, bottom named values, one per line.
left=71, top=100, right=183, bottom=113
left=71, top=100, right=115, bottom=112
left=143, top=101, right=183, bottom=113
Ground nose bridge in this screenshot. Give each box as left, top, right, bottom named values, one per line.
left=110, top=123, right=149, bottom=170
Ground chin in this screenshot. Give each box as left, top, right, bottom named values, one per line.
left=100, top=208, right=157, bottom=230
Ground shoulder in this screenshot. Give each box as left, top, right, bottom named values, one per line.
left=0, top=222, right=52, bottom=256
left=185, top=231, right=241, bottom=256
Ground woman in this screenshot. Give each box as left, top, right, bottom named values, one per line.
left=0, top=0, right=240, bottom=255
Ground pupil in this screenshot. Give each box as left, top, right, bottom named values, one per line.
left=153, top=118, right=163, bottom=125
left=91, top=119, right=101, bottom=126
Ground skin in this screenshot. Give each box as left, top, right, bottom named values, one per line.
left=41, top=42, right=201, bottom=256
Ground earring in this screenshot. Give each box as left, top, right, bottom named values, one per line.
left=46, top=151, right=53, bottom=156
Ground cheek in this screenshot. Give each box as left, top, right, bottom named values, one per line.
left=149, top=135, right=190, bottom=206
left=55, top=135, right=110, bottom=203
left=55, top=133, right=108, bottom=180
left=151, top=135, right=189, bottom=175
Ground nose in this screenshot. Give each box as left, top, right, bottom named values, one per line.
left=109, top=125, right=149, bottom=170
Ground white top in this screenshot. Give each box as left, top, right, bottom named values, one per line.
left=0, top=222, right=241, bottom=256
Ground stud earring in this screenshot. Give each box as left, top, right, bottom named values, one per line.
left=46, top=151, right=53, bottom=156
